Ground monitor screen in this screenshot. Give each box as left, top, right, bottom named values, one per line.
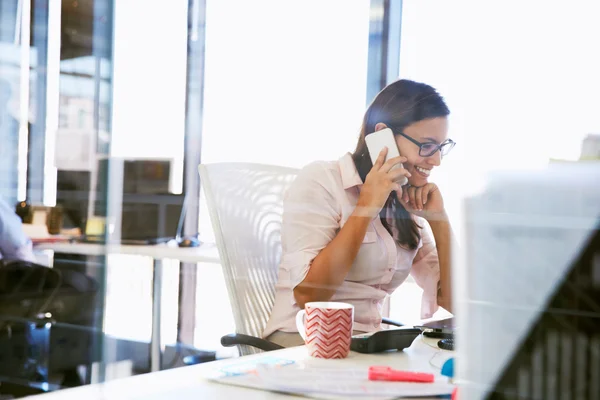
left=92, top=158, right=182, bottom=240
left=120, top=193, right=184, bottom=240
left=56, top=170, right=91, bottom=230
left=93, top=158, right=172, bottom=216
left=460, top=162, right=600, bottom=399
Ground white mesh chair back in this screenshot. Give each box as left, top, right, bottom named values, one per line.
left=199, top=163, right=298, bottom=355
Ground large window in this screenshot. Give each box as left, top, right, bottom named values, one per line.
left=200, top=0, right=370, bottom=169
left=199, top=0, right=371, bottom=238
left=399, top=1, right=600, bottom=229
left=102, top=0, right=188, bottom=344
left=196, top=0, right=372, bottom=351
left=393, top=1, right=600, bottom=326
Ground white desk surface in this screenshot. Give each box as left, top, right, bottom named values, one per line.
left=26, top=335, right=453, bottom=400
left=35, top=242, right=221, bottom=264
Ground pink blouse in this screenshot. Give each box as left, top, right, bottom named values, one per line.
left=262, top=153, right=440, bottom=337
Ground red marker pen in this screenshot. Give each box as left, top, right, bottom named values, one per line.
left=368, top=366, right=435, bottom=383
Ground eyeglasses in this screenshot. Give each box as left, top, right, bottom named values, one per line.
left=389, top=126, right=456, bottom=157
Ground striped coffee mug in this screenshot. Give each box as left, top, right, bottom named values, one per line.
left=295, top=301, right=354, bottom=359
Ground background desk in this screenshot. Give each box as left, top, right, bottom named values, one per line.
left=24, top=335, right=454, bottom=400
left=34, top=242, right=220, bottom=264
left=35, top=242, right=221, bottom=372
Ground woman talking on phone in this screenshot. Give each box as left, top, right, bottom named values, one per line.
left=262, top=79, right=456, bottom=347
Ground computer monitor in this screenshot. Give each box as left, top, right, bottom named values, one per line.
left=93, top=158, right=173, bottom=216
left=119, top=193, right=185, bottom=241
left=459, top=162, right=600, bottom=399
left=56, top=170, right=91, bottom=231
left=122, top=158, right=171, bottom=194
left=91, top=158, right=183, bottom=242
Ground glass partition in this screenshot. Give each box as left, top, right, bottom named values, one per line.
left=0, top=0, right=27, bottom=204
left=1, top=0, right=372, bottom=395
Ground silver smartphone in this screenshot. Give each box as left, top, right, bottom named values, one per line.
left=365, top=128, right=407, bottom=185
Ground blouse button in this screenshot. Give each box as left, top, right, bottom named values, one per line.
left=372, top=300, right=377, bottom=305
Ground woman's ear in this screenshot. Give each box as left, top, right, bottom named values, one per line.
left=374, top=122, right=388, bottom=132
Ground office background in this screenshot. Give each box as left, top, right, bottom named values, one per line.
left=1, top=0, right=599, bottom=390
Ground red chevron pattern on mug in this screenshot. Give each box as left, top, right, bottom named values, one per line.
left=304, top=305, right=353, bottom=359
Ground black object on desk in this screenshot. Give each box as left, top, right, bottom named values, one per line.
left=437, top=338, right=455, bottom=351
left=350, top=328, right=422, bottom=353
left=414, top=317, right=456, bottom=334
left=423, top=331, right=454, bottom=339
left=15, top=201, right=33, bottom=223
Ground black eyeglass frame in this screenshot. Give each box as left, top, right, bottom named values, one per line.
left=387, top=125, right=456, bottom=157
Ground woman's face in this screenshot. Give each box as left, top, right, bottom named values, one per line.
left=376, top=117, right=449, bottom=187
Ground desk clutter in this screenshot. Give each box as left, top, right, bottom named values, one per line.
left=206, top=353, right=455, bottom=399
left=17, top=203, right=72, bottom=240
left=204, top=331, right=456, bottom=399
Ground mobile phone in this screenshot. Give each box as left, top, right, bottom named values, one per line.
left=365, top=128, right=407, bottom=185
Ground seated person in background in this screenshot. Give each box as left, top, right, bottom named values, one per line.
left=263, top=79, right=456, bottom=347
left=0, top=196, right=36, bottom=263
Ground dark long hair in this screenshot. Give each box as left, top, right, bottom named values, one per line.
left=351, top=79, right=450, bottom=250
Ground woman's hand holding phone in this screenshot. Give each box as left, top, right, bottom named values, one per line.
left=355, top=147, right=411, bottom=218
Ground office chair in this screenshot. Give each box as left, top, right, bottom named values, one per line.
left=199, top=163, right=403, bottom=356
left=0, top=261, right=100, bottom=392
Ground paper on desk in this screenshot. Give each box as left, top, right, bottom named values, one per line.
left=209, top=355, right=296, bottom=378
left=255, top=364, right=454, bottom=399
left=209, top=358, right=454, bottom=399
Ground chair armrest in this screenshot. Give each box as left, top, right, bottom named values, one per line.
left=381, top=317, right=403, bottom=327
left=220, top=333, right=284, bottom=352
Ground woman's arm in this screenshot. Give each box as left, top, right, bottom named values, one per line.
left=294, top=149, right=410, bottom=308
left=293, top=212, right=371, bottom=308
left=401, top=183, right=455, bottom=314
left=426, top=214, right=454, bottom=313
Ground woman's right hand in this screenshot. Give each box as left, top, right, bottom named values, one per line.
left=355, top=147, right=411, bottom=218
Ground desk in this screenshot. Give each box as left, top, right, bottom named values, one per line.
left=24, top=335, right=453, bottom=400
left=34, top=242, right=220, bottom=264
left=35, top=242, right=221, bottom=373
